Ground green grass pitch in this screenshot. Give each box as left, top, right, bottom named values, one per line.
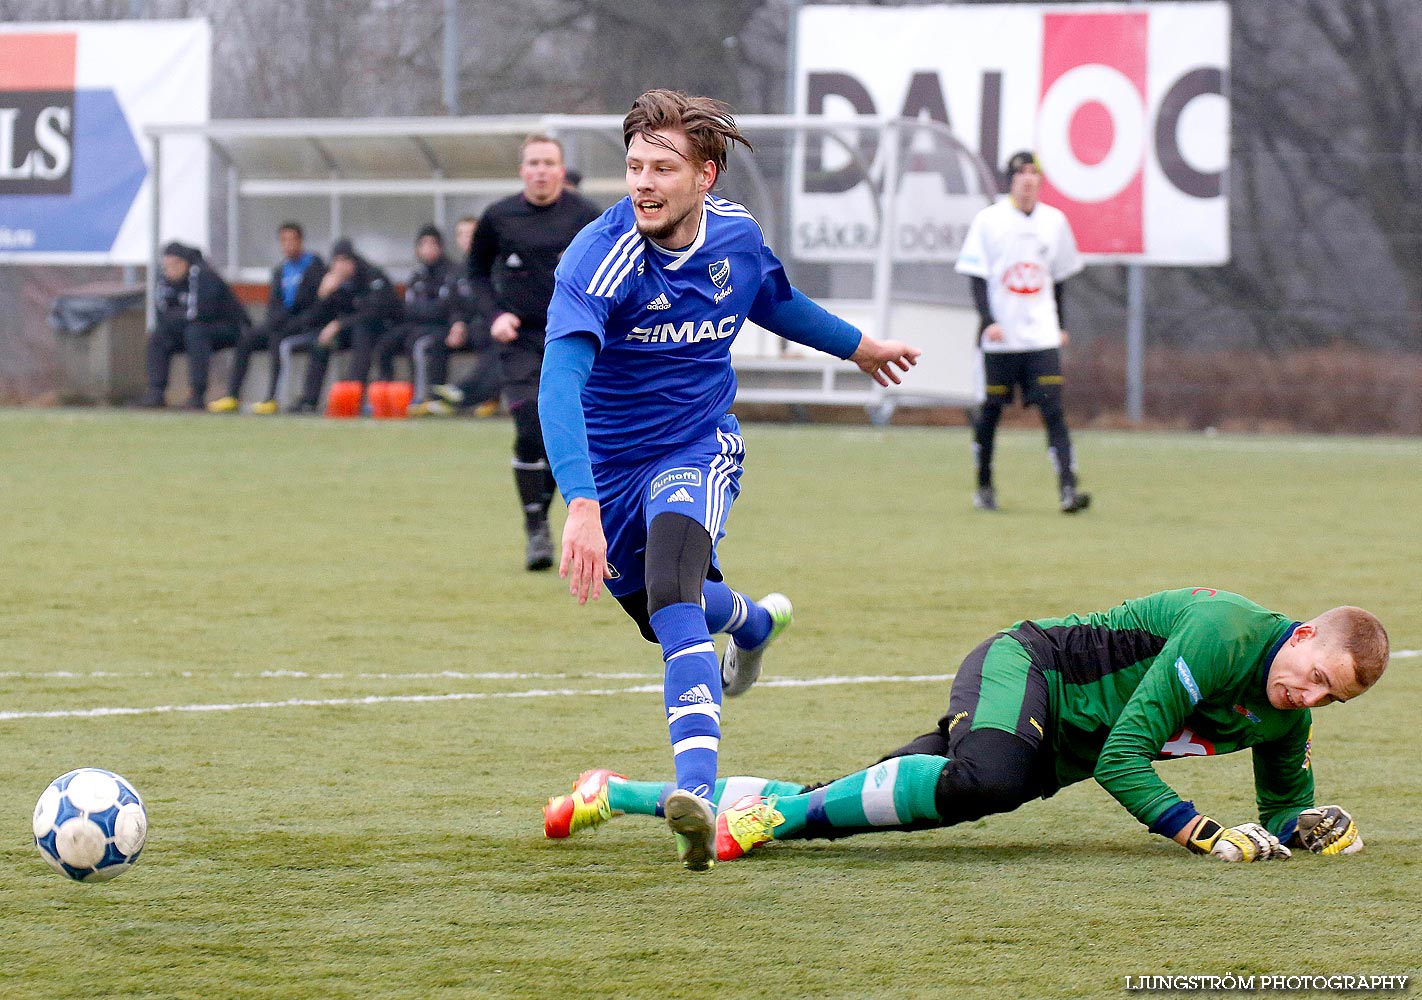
left=1, top=409, right=1419, bottom=999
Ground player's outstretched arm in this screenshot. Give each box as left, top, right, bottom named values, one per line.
left=1177, top=815, right=1292, bottom=862
left=750, top=288, right=922, bottom=385
left=849, top=335, right=921, bottom=386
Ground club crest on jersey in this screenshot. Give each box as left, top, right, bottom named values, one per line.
left=709, top=257, right=731, bottom=288
left=650, top=467, right=702, bottom=498
left=1002, top=261, right=1046, bottom=295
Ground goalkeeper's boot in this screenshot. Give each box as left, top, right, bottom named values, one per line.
left=664, top=790, right=716, bottom=872
left=206, top=395, right=240, bottom=414
left=1059, top=484, right=1091, bottom=514
left=720, top=593, right=793, bottom=697
left=715, top=794, right=785, bottom=861
left=543, top=768, right=622, bottom=839
left=250, top=399, right=280, bottom=415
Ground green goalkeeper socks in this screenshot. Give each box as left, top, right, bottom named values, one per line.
left=600, top=756, right=946, bottom=839
left=769, top=754, right=948, bottom=840
left=607, top=777, right=809, bottom=817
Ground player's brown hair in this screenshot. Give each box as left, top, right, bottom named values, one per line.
left=621, top=89, right=752, bottom=182
left=1313, top=606, right=1390, bottom=689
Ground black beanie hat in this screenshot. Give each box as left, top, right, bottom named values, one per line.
left=415, top=224, right=443, bottom=245
left=161, top=241, right=199, bottom=263
left=1004, top=150, right=1039, bottom=184
left=330, top=238, right=356, bottom=260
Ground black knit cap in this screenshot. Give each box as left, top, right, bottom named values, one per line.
left=415, top=224, right=443, bottom=245
left=330, top=238, right=356, bottom=260
left=1004, top=150, right=1039, bottom=183
left=161, top=241, right=199, bottom=263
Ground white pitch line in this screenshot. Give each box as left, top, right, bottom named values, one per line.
left=10, top=646, right=1419, bottom=721
left=8, top=651, right=1418, bottom=681
left=255, top=669, right=657, bottom=681
left=0, top=669, right=660, bottom=681
left=0, top=674, right=955, bottom=722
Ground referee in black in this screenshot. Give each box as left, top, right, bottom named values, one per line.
left=469, top=134, right=600, bottom=570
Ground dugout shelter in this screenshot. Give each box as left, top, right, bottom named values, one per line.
left=145, top=114, right=992, bottom=416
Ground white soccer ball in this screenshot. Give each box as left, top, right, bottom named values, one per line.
left=33, top=768, right=148, bottom=883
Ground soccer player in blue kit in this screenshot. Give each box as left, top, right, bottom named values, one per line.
left=539, top=89, right=921, bottom=871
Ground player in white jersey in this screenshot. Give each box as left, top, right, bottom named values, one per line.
left=539, top=89, right=920, bottom=871
left=956, top=151, right=1089, bottom=514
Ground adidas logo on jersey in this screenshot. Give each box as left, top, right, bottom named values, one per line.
left=645, top=293, right=671, bottom=311
left=666, top=487, right=695, bottom=503
left=678, top=683, right=715, bottom=704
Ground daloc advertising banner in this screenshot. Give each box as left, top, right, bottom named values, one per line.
left=794, top=3, right=1229, bottom=265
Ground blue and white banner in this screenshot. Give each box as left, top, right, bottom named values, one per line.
left=0, top=20, right=209, bottom=264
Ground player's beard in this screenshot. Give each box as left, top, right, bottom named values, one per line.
left=636, top=200, right=699, bottom=243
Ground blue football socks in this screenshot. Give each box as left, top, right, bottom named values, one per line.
left=702, top=580, right=773, bottom=650
left=651, top=602, right=722, bottom=800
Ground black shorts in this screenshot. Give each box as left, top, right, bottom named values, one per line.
left=499, top=334, right=544, bottom=407
left=983, top=348, right=1064, bottom=407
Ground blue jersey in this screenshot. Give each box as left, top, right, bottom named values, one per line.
left=280, top=252, right=317, bottom=310
left=545, top=195, right=793, bottom=466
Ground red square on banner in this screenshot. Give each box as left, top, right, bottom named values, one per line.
left=1039, top=12, right=1147, bottom=255
left=0, top=33, right=77, bottom=91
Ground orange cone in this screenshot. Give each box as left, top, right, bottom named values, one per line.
left=384, top=381, right=413, bottom=419
left=325, top=380, right=362, bottom=418
left=367, top=381, right=391, bottom=418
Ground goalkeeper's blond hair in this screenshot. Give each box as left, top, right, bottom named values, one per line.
left=1312, top=606, right=1389, bottom=689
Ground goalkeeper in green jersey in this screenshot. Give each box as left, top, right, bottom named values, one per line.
left=543, top=588, right=1388, bottom=863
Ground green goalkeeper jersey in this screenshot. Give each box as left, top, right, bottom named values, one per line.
left=1007, top=588, right=1313, bottom=835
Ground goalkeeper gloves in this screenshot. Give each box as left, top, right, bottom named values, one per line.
left=1186, top=817, right=1292, bottom=862
left=1296, top=805, right=1363, bottom=855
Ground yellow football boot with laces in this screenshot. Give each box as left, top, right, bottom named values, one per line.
left=715, top=794, right=784, bottom=861
left=543, top=768, right=622, bottom=839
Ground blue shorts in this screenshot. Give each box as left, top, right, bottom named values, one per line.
left=595, top=415, right=745, bottom=598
